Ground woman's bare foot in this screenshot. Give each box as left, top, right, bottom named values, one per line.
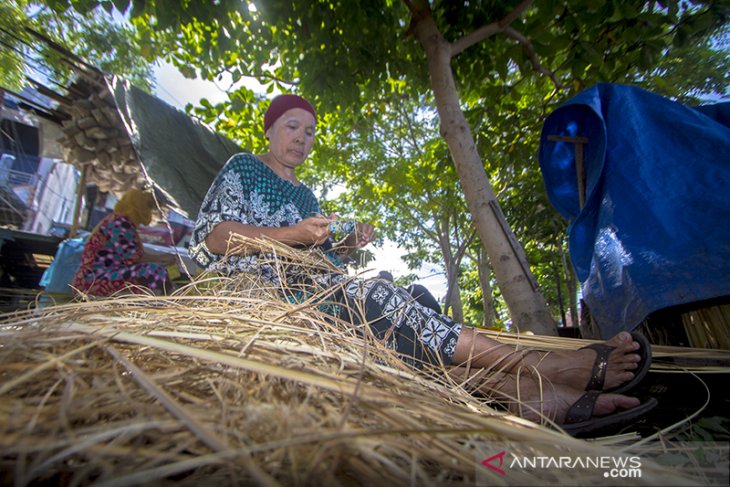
left=448, top=366, right=641, bottom=426
left=537, top=332, right=642, bottom=391
left=453, top=328, right=643, bottom=392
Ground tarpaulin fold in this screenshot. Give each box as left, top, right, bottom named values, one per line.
left=110, top=77, right=243, bottom=218
left=539, top=83, right=730, bottom=338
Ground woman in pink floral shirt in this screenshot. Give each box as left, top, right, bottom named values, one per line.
left=72, top=189, right=171, bottom=296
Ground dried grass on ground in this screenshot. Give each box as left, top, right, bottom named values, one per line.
left=0, top=239, right=726, bottom=485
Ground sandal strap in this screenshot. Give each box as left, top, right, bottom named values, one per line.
left=565, top=390, right=600, bottom=424
left=580, top=343, right=614, bottom=391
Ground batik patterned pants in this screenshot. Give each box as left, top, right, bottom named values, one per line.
left=334, top=278, right=462, bottom=368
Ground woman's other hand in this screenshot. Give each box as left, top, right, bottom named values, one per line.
left=337, top=222, right=376, bottom=254
left=353, top=222, right=376, bottom=249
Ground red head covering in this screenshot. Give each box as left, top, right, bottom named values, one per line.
left=263, top=94, right=317, bottom=133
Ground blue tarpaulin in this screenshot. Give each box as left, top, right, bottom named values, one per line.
left=539, top=83, right=730, bottom=338
left=39, top=236, right=86, bottom=294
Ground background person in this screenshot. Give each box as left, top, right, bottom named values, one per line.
left=377, top=270, right=442, bottom=314
left=72, top=189, right=173, bottom=296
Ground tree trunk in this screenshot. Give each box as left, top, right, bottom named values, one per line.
left=554, top=261, right=566, bottom=327
left=443, top=265, right=464, bottom=322
left=476, top=246, right=495, bottom=328
left=411, top=11, right=556, bottom=335
left=450, top=280, right=464, bottom=322
left=438, top=218, right=465, bottom=322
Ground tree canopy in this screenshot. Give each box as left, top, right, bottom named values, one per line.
left=7, top=0, right=728, bottom=331
left=1, top=1, right=156, bottom=92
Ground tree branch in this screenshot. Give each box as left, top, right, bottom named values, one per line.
left=450, top=0, right=533, bottom=57
left=222, top=66, right=297, bottom=88
left=503, top=26, right=563, bottom=90
left=401, top=108, right=422, bottom=158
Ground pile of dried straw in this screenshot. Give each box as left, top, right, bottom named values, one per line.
left=0, top=243, right=719, bottom=485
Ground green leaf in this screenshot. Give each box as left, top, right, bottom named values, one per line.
left=230, top=97, right=245, bottom=112
left=99, top=1, right=114, bottom=14
left=607, top=0, right=624, bottom=22
left=584, top=0, right=605, bottom=13
left=45, top=0, right=72, bottom=12
left=112, top=0, right=130, bottom=14
left=72, top=0, right=100, bottom=15
left=178, top=64, right=196, bottom=78
left=616, top=1, right=640, bottom=19
left=696, top=417, right=730, bottom=436
left=131, top=0, right=146, bottom=18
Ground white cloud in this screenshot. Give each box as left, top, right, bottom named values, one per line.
left=153, top=61, right=269, bottom=109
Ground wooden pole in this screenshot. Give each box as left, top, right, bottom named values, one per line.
left=69, top=164, right=88, bottom=238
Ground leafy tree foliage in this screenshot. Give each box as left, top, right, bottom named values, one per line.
left=1, top=0, right=155, bottom=92
left=16, top=0, right=729, bottom=330
left=320, top=94, right=475, bottom=319
left=0, top=2, right=29, bottom=91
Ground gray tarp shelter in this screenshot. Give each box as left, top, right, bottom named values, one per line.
left=110, top=77, right=243, bottom=218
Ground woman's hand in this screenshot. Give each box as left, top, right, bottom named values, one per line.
left=336, top=222, right=376, bottom=255
left=206, top=216, right=332, bottom=254
left=294, top=214, right=333, bottom=245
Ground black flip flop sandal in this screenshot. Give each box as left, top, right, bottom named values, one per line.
left=562, top=390, right=658, bottom=438
left=581, top=331, right=652, bottom=394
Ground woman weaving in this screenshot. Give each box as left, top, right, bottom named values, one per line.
left=189, top=94, right=655, bottom=436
